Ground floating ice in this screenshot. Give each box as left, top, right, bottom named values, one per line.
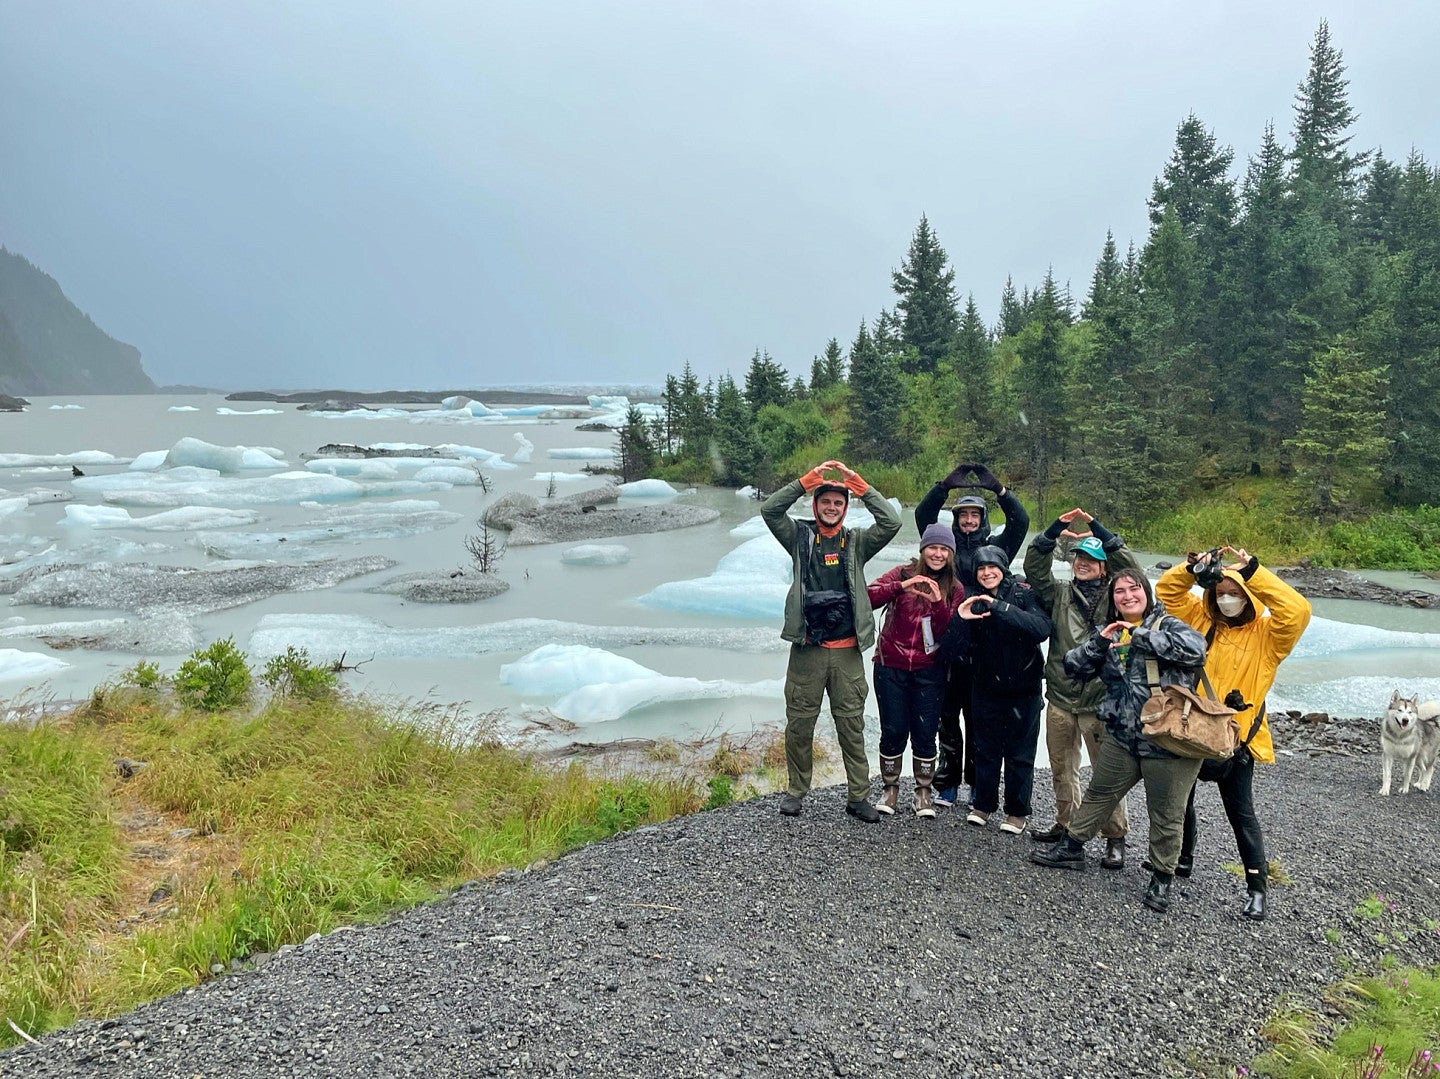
left=162, top=437, right=289, bottom=472
left=1290, top=616, right=1440, bottom=660
left=0, top=498, right=27, bottom=520
left=74, top=469, right=446, bottom=508
left=129, top=451, right=169, bottom=472
left=500, top=644, right=653, bottom=694
left=1270, top=675, right=1440, bottom=719
left=248, top=614, right=781, bottom=660
left=412, top=465, right=484, bottom=485
left=736, top=486, right=758, bottom=499
left=561, top=544, right=631, bottom=566
left=548, top=447, right=616, bottom=460
left=730, top=515, right=770, bottom=538
left=48, top=404, right=84, bottom=410
left=0, top=615, right=197, bottom=654
left=167, top=405, right=200, bottom=412
left=617, top=479, right=678, bottom=499
left=434, top=444, right=516, bottom=469
left=0, top=648, right=69, bottom=683
left=0, top=450, right=133, bottom=468
left=305, top=459, right=402, bottom=480
left=638, top=535, right=793, bottom=619
left=440, top=395, right=502, bottom=417
left=216, top=407, right=284, bottom=415
left=501, top=643, right=783, bottom=723
left=532, top=472, right=592, bottom=483
left=21, top=488, right=73, bottom=505
left=511, top=433, right=534, bottom=463
left=62, top=504, right=261, bottom=531
left=193, top=503, right=461, bottom=559
left=587, top=395, right=629, bottom=410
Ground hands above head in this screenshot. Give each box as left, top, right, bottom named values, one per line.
left=1221, top=544, right=1253, bottom=569
left=900, top=575, right=942, bottom=603
left=1057, top=507, right=1094, bottom=539
left=941, top=461, right=1003, bottom=494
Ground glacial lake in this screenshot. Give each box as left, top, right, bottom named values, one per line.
left=2, top=393, right=1439, bottom=750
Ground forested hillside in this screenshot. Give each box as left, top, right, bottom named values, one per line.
left=626, top=23, right=1440, bottom=563
left=0, top=248, right=154, bottom=395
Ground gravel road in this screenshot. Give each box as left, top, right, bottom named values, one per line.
left=5, top=715, right=1439, bottom=1079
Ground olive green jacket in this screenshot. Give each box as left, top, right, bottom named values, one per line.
left=761, top=480, right=901, bottom=650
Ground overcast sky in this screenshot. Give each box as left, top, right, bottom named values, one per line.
left=2, top=2, right=1437, bottom=391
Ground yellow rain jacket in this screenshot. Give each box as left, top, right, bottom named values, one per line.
left=1154, top=561, right=1312, bottom=763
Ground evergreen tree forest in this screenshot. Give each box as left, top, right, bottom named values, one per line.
left=642, top=24, right=1440, bottom=567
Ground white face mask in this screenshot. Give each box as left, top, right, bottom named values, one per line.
left=1215, top=594, right=1247, bottom=618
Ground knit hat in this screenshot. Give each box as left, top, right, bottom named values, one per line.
left=1073, top=536, right=1107, bottom=562
left=919, top=523, right=956, bottom=553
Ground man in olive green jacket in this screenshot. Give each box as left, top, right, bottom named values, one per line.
left=1022, top=508, right=1139, bottom=866
left=762, top=459, right=901, bottom=821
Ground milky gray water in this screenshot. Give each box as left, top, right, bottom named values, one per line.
left=2, top=394, right=1438, bottom=745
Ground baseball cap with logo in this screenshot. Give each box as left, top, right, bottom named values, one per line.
left=1074, top=536, right=1107, bottom=562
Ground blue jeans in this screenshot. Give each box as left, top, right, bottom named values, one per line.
left=873, top=664, right=946, bottom=758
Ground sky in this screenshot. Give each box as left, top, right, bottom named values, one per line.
left=2, top=2, right=1438, bottom=392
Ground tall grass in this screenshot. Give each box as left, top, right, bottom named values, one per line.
left=0, top=690, right=701, bottom=1045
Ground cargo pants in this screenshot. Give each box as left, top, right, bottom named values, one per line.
left=784, top=644, right=870, bottom=802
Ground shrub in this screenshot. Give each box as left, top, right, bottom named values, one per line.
left=174, top=637, right=253, bottom=712
left=261, top=646, right=339, bottom=700
left=703, top=775, right=735, bottom=809
left=121, top=660, right=164, bottom=690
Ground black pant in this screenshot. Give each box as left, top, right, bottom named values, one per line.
left=874, top=664, right=946, bottom=758
left=968, top=694, right=1042, bottom=818
left=1182, top=748, right=1268, bottom=893
left=935, top=663, right=974, bottom=791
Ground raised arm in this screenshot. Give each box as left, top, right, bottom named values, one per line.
left=915, top=481, right=949, bottom=533
left=1155, top=562, right=1207, bottom=627
left=1232, top=553, right=1313, bottom=662
left=760, top=478, right=807, bottom=550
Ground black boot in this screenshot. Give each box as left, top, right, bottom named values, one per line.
left=1101, top=838, right=1126, bottom=870
left=1030, top=834, right=1086, bottom=871
left=1243, top=889, right=1267, bottom=921
left=1142, top=856, right=1192, bottom=879
left=846, top=799, right=880, bottom=823
left=1029, top=821, right=1067, bottom=843
left=1143, top=871, right=1173, bottom=913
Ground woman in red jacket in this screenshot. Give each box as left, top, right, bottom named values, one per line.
left=867, top=523, right=966, bottom=817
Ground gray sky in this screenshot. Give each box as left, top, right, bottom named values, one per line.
left=2, top=2, right=1437, bottom=391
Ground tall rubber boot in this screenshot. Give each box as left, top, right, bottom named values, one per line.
left=876, top=754, right=903, bottom=816
left=912, top=755, right=937, bottom=818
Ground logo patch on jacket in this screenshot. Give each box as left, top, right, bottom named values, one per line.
left=823, top=553, right=841, bottom=567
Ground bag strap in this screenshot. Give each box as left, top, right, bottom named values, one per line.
left=1145, top=656, right=1223, bottom=704
left=1240, top=701, right=1267, bottom=747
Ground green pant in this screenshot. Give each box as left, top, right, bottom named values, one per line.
left=784, top=644, right=871, bottom=801
left=1046, top=703, right=1128, bottom=838
left=1067, top=737, right=1202, bottom=874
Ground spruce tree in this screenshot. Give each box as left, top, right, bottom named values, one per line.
left=997, top=276, right=1026, bottom=337
left=1285, top=340, right=1390, bottom=515
left=713, top=375, right=763, bottom=486
left=809, top=355, right=828, bottom=392
left=1291, top=20, right=1368, bottom=230
left=1013, top=271, right=1070, bottom=517
left=743, top=349, right=791, bottom=414
left=844, top=321, right=906, bottom=464
left=617, top=405, right=659, bottom=483
left=950, top=294, right=997, bottom=461
left=892, top=215, right=960, bottom=373
left=821, top=337, right=846, bottom=386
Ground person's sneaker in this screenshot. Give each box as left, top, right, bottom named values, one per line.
left=778, top=793, right=803, bottom=817
left=933, top=787, right=957, bottom=808
left=965, top=809, right=989, bottom=827
left=1029, top=821, right=1066, bottom=843
left=845, top=799, right=881, bottom=823
left=999, top=816, right=1026, bottom=835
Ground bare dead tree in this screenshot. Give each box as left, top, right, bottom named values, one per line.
left=464, top=523, right=505, bottom=574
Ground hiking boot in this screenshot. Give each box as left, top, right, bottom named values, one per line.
left=1243, top=890, right=1267, bottom=921
left=1030, top=834, right=1086, bottom=870
left=876, top=754, right=903, bottom=816
left=1030, top=821, right=1067, bottom=843
left=965, top=809, right=989, bottom=827
left=1101, top=838, right=1126, bottom=870
left=933, top=787, right=958, bottom=808
left=912, top=755, right=937, bottom=819
left=778, top=793, right=803, bottom=817
left=846, top=799, right=881, bottom=824
left=1143, top=872, right=1173, bottom=914
left=999, top=815, right=1026, bottom=835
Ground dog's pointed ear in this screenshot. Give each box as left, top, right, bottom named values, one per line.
left=1391, top=690, right=1401, bottom=705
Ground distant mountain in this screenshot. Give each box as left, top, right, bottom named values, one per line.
left=0, top=247, right=155, bottom=395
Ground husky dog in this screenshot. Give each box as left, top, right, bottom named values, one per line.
left=1380, top=692, right=1440, bottom=795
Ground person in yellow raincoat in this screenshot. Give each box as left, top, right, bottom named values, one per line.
left=1155, top=545, right=1312, bottom=922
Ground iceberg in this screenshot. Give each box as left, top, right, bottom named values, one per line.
left=532, top=471, right=592, bottom=483
left=412, top=464, right=485, bottom=485
left=248, top=614, right=781, bottom=660
left=162, top=437, right=288, bottom=472
left=730, top=515, right=770, bottom=538
left=638, top=535, right=793, bottom=619
left=305, top=459, right=402, bottom=480
left=0, top=615, right=197, bottom=655
left=439, top=395, right=502, bottom=417
left=167, top=405, right=200, bottom=412
left=1290, top=616, right=1440, bottom=660
left=0, top=498, right=27, bottom=520
left=735, top=486, right=759, bottom=499
left=216, top=407, right=285, bottom=415
left=0, top=648, right=69, bottom=683
left=48, top=404, right=84, bottom=410
left=617, top=479, right=678, bottom=499
left=73, top=469, right=446, bottom=508
left=561, top=544, right=631, bottom=566
left=194, top=504, right=461, bottom=559
left=62, top=504, right=262, bottom=531
left=129, top=450, right=170, bottom=472
left=0, top=450, right=133, bottom=468
left=511, top=433, right=535, bottom=463
left=548, top=447, right=617, bottom=460
left=500, top=643, right=783, bottom=723
left=587, top=395, right=630, bottom=410
left=1270, top=675, right=1440, bottom=719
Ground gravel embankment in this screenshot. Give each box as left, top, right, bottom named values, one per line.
left=5, top=716, right=1439, bottom=1079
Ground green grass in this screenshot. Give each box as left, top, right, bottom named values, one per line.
left=0, top=689, right=701, bottom=1046
left=1255, top=967, right=1440, bottom=1078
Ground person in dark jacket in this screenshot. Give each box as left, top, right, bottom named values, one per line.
left=941, top=545, right=1051, bottom=835
left=1023, top=508, right=1140, bottom=868
left=867, top=523, right=966, bottom=818
left=1030, top=569, right=1208, bottom=914
left=914, top=461, right=1030, bottom=808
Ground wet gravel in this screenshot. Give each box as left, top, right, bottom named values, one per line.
left=5, top=718, right=1439, bottom=1079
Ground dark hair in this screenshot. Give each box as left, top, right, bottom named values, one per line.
left=1109, top=568, right=1153, bottom=619
left=905, top=551, right=958, bottom=603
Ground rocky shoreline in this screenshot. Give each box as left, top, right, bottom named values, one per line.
left=1277, top=565, right=1440, bottom=609
left=5, top=719, right=1437, bottom=1079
